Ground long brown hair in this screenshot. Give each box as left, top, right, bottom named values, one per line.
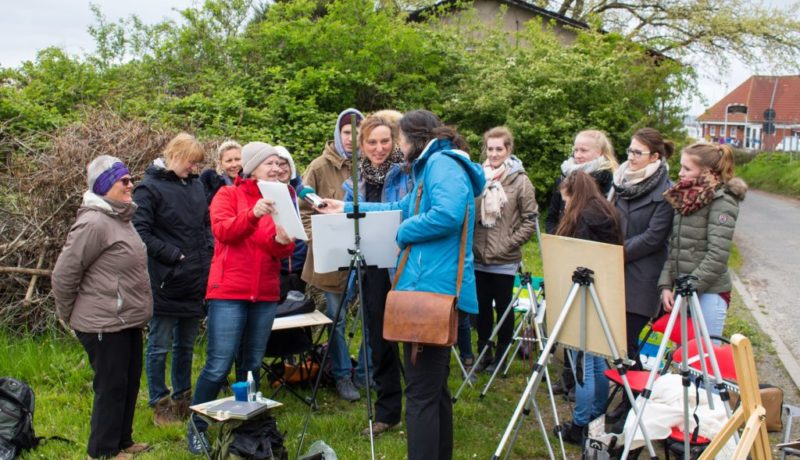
left=556, top=171, right=621, bottom=239
left=399, top=109, right=468, bottom=163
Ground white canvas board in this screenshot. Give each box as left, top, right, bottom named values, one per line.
left=257, top=181, right=308, bottom=241
left=311, top=210, right=403, bottom=273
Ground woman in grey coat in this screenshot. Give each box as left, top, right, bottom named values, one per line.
left=610, top=128, right=674, bottom=363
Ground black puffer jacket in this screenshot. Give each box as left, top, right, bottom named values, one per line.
left=133, top=163, right=213, bottom=317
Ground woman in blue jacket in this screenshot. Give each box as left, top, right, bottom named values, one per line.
left=322, top=110, right=485, bottom=460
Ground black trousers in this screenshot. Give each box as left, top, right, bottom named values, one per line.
left=363, top=267, right=403, bottom=424
left=404, top=343, right=452, bottom=460
left=77, top=328, right=143, bottom=458
left=475, top=271, right=516, bottom=357
left=626, top=312, right=652, bottom=369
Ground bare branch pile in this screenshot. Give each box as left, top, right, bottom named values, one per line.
left=0, top=109, right=183, bottom=333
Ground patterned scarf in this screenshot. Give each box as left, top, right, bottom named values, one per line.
left=613, top=160, right=667, bottom=200
left=560, top=156, right=612, bottom=177
left=480, top=159, right=510, bottom=227
left=361, top=149, right=404, bottom=186
left=663, top=171, right=721, bottom=216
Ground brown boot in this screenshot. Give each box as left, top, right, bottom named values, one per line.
left=153, top=396, right=180, bottom=426
left=173, top=391, right=192, bottom=420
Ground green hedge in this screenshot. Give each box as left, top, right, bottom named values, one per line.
left=737, top=153, right=800, bottom=197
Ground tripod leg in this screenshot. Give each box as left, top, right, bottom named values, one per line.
left=481, top=313, right=527, bottom=397
left=454, top=288, right=522, bottom=402
left=586, top=283, right=658, bottom=459
left=679, top=296, right=691, bottom=458
left=354, top=258, right=376, bottom=460
left=297, top=261, right=357, bottom=458
left=620, top=295, right=684, bottom=459
left=688, top=301, right=715, bottom=410
left=688, top=293, right=738, bottom=445
left=492, top=282, right=582, bottom=459
left=451, top=346, right=473, bottom=386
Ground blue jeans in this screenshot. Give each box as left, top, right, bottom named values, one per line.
left=571, top=351, right=609, bottom=426
left=146, top=315, right=200, bottom=406
left=324, top=290, right=368, bottom=380
left=458, top=311, right=473, bottom=361
left=191, top=300, right=277, bottom=431
left=698, top=293, right=728, bottom=340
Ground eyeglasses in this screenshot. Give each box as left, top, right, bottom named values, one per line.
left=263, top=160, right=290, bottom=169
left=119, top=177, right=133, bottom=186
left=626, top=148, right=652, bottom=158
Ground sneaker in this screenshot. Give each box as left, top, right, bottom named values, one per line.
left=187, top=428, right=211, bottom=455
left=352, top=376, right=376, bottom=391
left=335, top=377, right=360, bottom=401
left=153, top=396, right=180, bottom=426
left=121, top=442, right=151, bottom=454
left=361, top=421, right=398, bottom=437
left=173, top=391, right=192, bottom=420
left=554, top=420, right=585, bottom=446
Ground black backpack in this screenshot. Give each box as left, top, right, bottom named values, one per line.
left=0, top=377, right=37, bottom=459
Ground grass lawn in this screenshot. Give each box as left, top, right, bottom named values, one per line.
left=2, top=234, right=789, bottom=459
left=737, top=153, right=800, bottom=198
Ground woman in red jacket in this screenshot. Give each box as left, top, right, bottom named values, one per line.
left=188, top=142, right=295, bottom=454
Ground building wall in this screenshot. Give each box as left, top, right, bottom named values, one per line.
left=438, top=0, right=578, bottom=46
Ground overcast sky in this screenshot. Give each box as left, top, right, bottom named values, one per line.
left=0, top=0, right=797, bottom=116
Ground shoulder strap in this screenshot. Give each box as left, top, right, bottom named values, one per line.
left=391, top=180, right=469, bottom=296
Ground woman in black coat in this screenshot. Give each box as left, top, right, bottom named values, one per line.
left=610, top=128, right=674, bottom=363
left=133, top=133, right=213, bottom=425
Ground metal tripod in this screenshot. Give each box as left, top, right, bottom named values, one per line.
left=492, top=267, right=658, bottom=460
left=620, top=275, right=736, bottom=459
left=296, top=114, right=377, bottom=460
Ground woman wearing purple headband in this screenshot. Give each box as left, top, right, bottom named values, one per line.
left=53, top=155, right=153, bottom=460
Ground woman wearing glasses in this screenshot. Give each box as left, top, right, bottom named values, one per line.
left=610, top=128, right=674, bottom=364
left=53, top=156, right=153, bottom=460
left=188, top=142, right=295, bottom=454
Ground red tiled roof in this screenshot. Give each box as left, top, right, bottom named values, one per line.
left=697, top=75, right=800, bottom=124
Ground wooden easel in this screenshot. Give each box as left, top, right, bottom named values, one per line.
left=699, top=334, right=771, bottom=460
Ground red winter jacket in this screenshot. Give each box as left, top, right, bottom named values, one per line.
left=206, top=178, right=295, bottom=302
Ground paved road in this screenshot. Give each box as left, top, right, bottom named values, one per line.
left=733, top=189, right=800, bottom=365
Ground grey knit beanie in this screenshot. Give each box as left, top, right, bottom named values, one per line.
left=241, top=142, right=276, bottom=177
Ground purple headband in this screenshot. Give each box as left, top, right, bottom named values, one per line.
left=93, top=162, right=130, bottom=196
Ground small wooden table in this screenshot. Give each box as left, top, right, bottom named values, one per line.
left=189, top=396, right=283, bottom=459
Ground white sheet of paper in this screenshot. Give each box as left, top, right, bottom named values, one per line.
left=311, top=210, right=403, bottom=273
left=257, top=181, right=308, bottom=241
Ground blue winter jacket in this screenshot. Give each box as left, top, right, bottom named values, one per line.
left=344, top=139, right=485, bottom=314
left=342, top=163, right=413, bottom=203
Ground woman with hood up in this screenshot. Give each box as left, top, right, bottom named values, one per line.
left=300, top=108, right=370, bottom=402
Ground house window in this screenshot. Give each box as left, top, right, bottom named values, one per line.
left=710, top=126, right=716, bottom=136
left=731, top=126, right=737, bottom=137
left=721, top=126, right=726, bottom=136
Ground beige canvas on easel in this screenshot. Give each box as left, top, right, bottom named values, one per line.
left=542, top=234, right=627, bottom=358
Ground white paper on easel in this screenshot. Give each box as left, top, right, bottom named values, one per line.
left=311, top=211, right=403, bottom=273
left=257, top=181, right=308, bottom=241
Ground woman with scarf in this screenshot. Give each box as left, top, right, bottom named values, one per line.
left=317, top=109, right=485, bottom=460
left=52, top=156, right=152, bottom=460
left=342, top=114, right=412, bottom=437
left=611, top=128, right=674, bottom=363
left=546, top=129, right=618, bottom=233
left=200, top=140, right=242, bottom=205
left=300, top=108, right=369, bottom=402
left=471, top=127, right=538, bottom=374
left=658, top=143, right=747, bottom=339
left=546, top=129, right=618, bottom=398
left=553, top=171, right=623, bottom=446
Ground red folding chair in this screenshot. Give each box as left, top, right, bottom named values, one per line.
left=665, top=338, right=737, bottom=459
